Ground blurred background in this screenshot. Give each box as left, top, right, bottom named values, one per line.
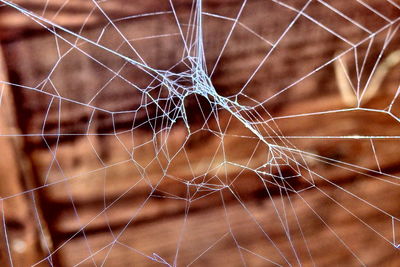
left=0, top=0, right=400, bottom=266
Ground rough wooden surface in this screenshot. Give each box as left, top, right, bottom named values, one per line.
left=0, top=0, right=400, bottom=266
left=56, top=174, right=400, bottom=266
left=0, top=47, right=45, bottom=267
left=2, top=0, right=399, bottom=145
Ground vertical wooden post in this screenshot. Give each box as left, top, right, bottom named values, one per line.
left=0, top=45, right=45, bottom=266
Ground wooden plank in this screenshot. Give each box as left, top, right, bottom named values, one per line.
left=54, top=172, right=400, bottom=266
left=24, top=93, right=400, bottom=233
left=0, top=45, right=46, bottom=266
left=2, top=0, right=399, bottom=146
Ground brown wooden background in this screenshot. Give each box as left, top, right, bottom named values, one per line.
left=1, top=0, right=400, bottom=266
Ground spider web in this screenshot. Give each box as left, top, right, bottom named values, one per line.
left=0, top=0, right=400, bottom=266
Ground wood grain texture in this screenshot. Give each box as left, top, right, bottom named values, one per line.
left=0, top=47, right=45, bottom=267
left=0, top=0, right=399, bottom=266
